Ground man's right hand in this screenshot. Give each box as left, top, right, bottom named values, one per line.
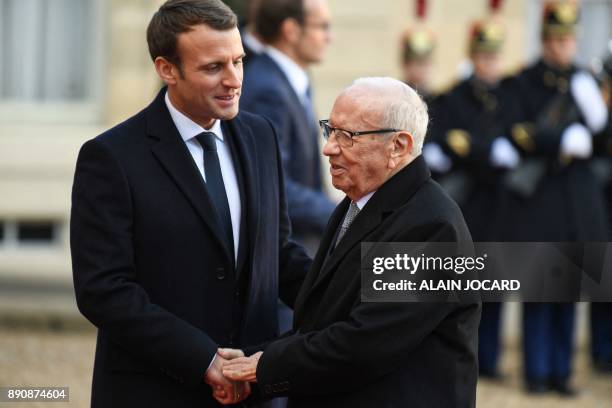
left=204, top=353, right=250, bottom=405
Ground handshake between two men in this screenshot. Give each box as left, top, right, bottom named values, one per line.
left=204, top=348, right=263, bottom=405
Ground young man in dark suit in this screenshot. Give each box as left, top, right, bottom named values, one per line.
left=221, top=77, right=481, bottom=407
left=70, top=1, right=310, bottom=406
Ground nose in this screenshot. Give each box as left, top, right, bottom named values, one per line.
left=322, top=133, right=340, bottom=157
left=223, top=64, right=242, bottom=89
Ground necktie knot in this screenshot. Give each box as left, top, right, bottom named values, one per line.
left=196, top=131, right=217, bottom=152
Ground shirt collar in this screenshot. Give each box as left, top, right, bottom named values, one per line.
left=242, top=30, right=265, bottom=54
left=165, top=91, right=224, bottom=143
left=265, top=46, right=310, bottom=99
left=355, top=191, right=375, bottom=210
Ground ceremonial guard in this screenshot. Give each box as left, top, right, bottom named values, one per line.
left=428, top=0, right=518, bottom=379
left=400, top=0, right=436, bottom=102
left=505, top=1, right=608, bottom=395
left=402, top=0, right=455, bottom=177
left=591, top=46, right=612, bottom=374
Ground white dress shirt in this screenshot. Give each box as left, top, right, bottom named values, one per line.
left=355, top=191, right=376, bottom=210
left=242, top=30, right=265, bottom=55
left=164, top=92, right=241, bottom=261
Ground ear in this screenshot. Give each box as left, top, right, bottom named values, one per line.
left=281, top=18, right=302, bottom=45
left=154, top=57, right=180, bottom=86
left=388, top=132, right=414, bottom=169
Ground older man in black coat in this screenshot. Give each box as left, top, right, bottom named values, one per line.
left=222, top=77, right=481, bottom=407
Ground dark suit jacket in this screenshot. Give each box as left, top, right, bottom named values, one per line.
left=70, top=88, right=311, bottom=407
left=241, top=53, right=334, bottom=236
left=254, top=156, right=481, bottom=407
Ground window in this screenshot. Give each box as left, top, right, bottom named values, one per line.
left=0, top=0, right=105, bottom=123
left=17, top=221, right=55, bottom=243
left=0, top=219, right=61, bottom=247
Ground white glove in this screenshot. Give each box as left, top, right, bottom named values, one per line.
left=570, top=71, right=608, bottom=133
left=560, top=122, right=592, bottom=159
left=490, top=137, right=520, bottom=169
left=422, top=142, right=452, bottom=173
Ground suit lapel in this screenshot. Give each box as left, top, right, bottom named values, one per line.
left=263, top=55, right=319, bottom=142
left=146, top=89, right=234, bottom=265
left=224, top=115, right=260, bottom=281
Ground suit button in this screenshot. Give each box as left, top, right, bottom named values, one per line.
left=234, top=290, right=240, bottom=297
left=216, top=267, right=226, bottom=280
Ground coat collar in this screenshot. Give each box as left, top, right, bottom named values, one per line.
left=295, top=155, right=431, bottom=316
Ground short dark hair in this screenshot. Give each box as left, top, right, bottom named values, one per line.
left=147, top=0, right=237, bottom=68
left=254, top=0, right=305, bottom=43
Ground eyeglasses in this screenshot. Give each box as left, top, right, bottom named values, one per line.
left=319, top=119, right=400, bottom=148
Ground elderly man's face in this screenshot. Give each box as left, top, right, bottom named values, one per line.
left=323, top=92, right=395, bottom=201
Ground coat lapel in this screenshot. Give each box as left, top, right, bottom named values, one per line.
left=146, top=89, right=234, bottom=264
left=223, top=115, right=260, bottom=281
left=295, top=156, right=432, bottom=316
left=309, top=201, right=384, bottom=292
left=262, top=55, right=319, bottom=139
left=293, top=198, right=348, bottom=319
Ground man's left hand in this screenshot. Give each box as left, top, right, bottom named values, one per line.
left=205, top=353, right=251, bottom=404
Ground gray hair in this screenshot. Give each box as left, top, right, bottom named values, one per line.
left=350, top=77, right=429, bottom=155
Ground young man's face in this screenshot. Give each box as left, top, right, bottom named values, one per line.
left=169, top=24, right=245, bottom=128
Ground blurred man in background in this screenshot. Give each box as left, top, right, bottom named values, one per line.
left=239, top=0, right=334, bottom=365
left=430, top=16, right=519, bottom=380
left=240, top=0, right=265, bottom=67
left=505, top=1, right=608, bottom=395
left=240, top=0, right=335, bottom=256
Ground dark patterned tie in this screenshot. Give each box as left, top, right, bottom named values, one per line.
left=336, top=201, right=360, bottom=247
left=195, top=131, right=234, bottom=258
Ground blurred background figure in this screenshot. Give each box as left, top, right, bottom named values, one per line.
left=403, top=0, right=453, bottom=180
left=591, top=42, right=612, bottom=375
left=240, top=0, right=265, bottom=67
left=400, top=0, right=436, bottom=102
left=428, top=0, right=519, bottom=380
left=504, top=0, right=608, bottom=396
left=240, top=0, right=335, bottom=257
left=239, top=0, right=335, bottom=345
